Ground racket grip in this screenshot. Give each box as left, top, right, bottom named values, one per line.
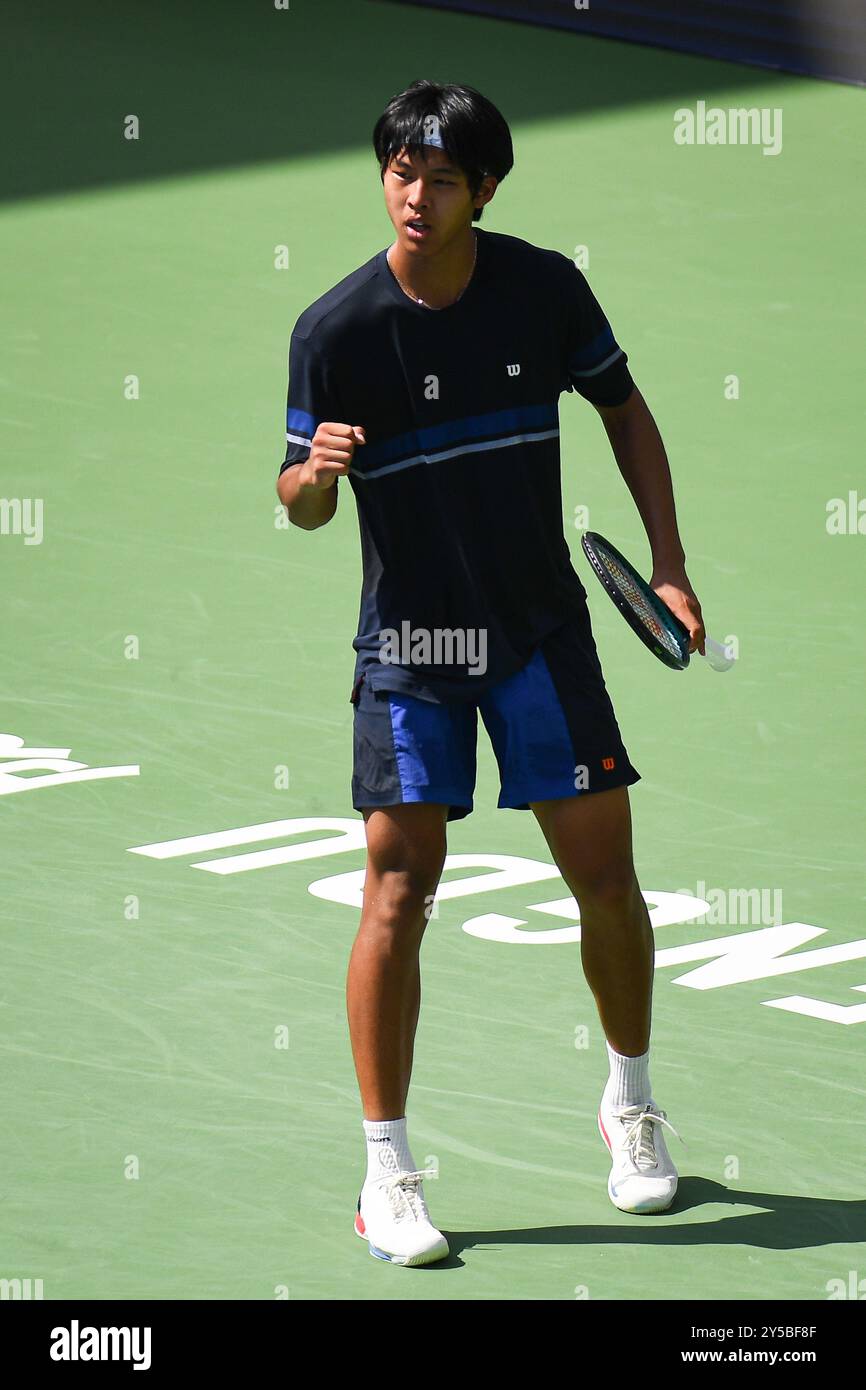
left=702, top=634, right=736, bottom=672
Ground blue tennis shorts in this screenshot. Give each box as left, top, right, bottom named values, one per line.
left=349, top=609, right=640, bottom=821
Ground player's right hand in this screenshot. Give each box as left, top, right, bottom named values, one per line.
left=298, top=423, right=366, bottom=490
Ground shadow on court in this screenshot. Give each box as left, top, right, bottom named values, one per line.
left=410, top=1181, right=866, bottom=1267
left=1, top=0, right=797, bottom=206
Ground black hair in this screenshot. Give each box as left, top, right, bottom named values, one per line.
left=372, top=79, right=513, bottom=223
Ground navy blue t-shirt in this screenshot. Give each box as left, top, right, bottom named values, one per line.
left=279, top=227, right=634, bottom=703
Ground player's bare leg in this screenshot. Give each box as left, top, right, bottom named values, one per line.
left=531, top=785, right=680, bottom=1212
left=347, top=803, right=451, bottom=1264
left=530, top=785, right=653, bottom=1052
left=346, top=803, right=449, bottom=1119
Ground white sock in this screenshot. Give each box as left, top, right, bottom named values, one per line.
left=362, top=1116, right=415, bottom=1185
left=603, top=1040, right=652, bottom=1108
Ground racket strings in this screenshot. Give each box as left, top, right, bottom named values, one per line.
left=596, top=550, right=684, bottom=659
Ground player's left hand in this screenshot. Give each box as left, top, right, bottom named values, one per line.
left=650, top=565, right=706, bottom=656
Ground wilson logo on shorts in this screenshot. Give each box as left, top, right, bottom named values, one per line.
left=602, top=756, right=616, bottom=771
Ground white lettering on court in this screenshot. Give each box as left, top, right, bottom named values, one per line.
left=126, top=818, right=866, bottom=1027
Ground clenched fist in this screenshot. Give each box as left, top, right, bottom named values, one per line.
left=298, top=423, right=366, bottom=490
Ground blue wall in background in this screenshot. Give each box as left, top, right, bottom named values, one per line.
left=389, top=0, right=866, bottom=86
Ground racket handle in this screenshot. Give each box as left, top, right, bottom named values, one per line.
left=702, top=634, right=736, bottom=672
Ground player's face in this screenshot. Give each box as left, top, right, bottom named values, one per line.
left=383, top=147, right=478, bottom=250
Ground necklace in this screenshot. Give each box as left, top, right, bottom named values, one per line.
left=388, top=231, right=477, bottom=309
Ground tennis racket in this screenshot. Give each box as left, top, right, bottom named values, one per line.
left=580, top=531, right=735, bottom=672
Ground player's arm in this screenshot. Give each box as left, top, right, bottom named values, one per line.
left=593, top=387, right=705, bottom=653
left=277, top=422, right=366, bottom=530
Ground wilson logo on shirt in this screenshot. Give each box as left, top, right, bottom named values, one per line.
left=602, top=757, right=616, bottom=771
left=506, top=363, right=521, bottom=376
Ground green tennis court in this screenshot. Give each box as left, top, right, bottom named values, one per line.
left=2, top=0, right=864, bottom=1302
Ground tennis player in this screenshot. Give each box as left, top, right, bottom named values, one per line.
left=277, top=80, right=705, bottom=1267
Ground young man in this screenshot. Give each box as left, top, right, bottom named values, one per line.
left=277, top=80, right=705, bottom=1267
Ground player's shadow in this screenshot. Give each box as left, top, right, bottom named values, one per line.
left=412, top=1179, right=866, bottom=1268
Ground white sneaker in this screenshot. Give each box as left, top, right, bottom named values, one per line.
left=597, top=1095, right=684, bottom=1214
left=354, top=1167, right=449, bottom=1266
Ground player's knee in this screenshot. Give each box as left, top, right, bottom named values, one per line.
left=364, top=867, right=442, bottom=935
left=573, top=864, right=639, bottom=917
